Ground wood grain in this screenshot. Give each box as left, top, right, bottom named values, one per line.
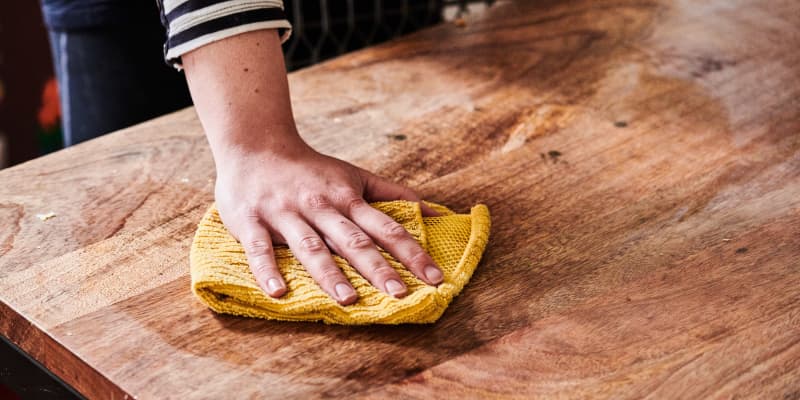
left=2, top=0, right=800, bottom=398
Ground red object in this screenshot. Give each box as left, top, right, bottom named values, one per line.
left=37, top=77, right=60, bottom=130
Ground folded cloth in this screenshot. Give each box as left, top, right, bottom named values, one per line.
left=190, top=200, right=491, bottom=324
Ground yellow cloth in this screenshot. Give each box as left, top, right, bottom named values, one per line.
left=190, top=200, right=491, bottom=324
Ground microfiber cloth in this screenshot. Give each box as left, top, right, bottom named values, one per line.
left=190, top=200, right=491, bottom=324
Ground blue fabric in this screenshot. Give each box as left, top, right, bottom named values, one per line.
left=47, top=23, right=192, bottom=145
left=41, top=0, right=156, bottom=30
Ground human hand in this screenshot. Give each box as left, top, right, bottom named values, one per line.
left=213, top=139, right=443, bottom=305
left=182, top=28, right=441, bottom=305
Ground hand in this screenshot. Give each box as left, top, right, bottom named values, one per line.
left=181, top=28, right=441, bottom=304
left=213, top=138, right=443, bottom=305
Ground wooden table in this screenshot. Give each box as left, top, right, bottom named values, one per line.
left=2, top=0, right=799, bottom=398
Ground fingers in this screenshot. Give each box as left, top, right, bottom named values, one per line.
left=359, top=169, right=440, bottom=217
left=347, top=199, right=444, bottom=286
left=232, top=168, right=442, bottom=306
left=237, top=220, right=287, bottom=298
left=306, top=202, right=409, bottom=298
left=273, top=212, right=358, bottom=305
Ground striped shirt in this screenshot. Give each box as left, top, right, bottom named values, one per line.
left=157, top=0, right=293, bottom=69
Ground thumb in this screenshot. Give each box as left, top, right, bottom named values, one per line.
left=359, top=169, right=440, bottom=217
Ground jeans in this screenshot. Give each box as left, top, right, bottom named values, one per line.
left=47, top=12, right=192, bottom=146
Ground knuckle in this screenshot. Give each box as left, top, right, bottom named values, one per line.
left=240, top=205, right=262, bottom=220
left=245, top=239, right=272, bottom=254
left=408, top=250, right=431, bottom=268
left=266, top=199, right=291, bottom=214
left=372, top=264, right=398, bottom=278
left=401, top=187, right=419, bottom=200
left=319, top=268, right=344, bottom=283
left=298, top=236, right=327, bottom=253
left=346, top=231, right=374, bottom=250
left=252, top=263, right=272, bottom=275
left=382, top=220, right=409, bottom=239
left=268, top=209, right=297, bottom=225
left=343, top=196, right=367, bottom=213
left=304, top=194, right=333, bottom=211
left=342, top=189, right=362, bottom=199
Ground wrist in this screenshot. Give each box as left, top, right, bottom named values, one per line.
left=209, top=123, right=310, bottom=160
left=208, top=125, right=318, bottom=176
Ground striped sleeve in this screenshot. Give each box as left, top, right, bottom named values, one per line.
left=157, top=0, right=292, bottom=69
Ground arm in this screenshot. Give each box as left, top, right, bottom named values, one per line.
left=181, top=29, right=443, bottom=305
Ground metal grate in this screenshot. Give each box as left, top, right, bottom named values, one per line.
left=283, top=0, right=494, bottom=71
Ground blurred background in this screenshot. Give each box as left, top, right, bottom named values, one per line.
left=0, top=0, right=492, bottom=171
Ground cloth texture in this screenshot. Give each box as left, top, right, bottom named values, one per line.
left=190, top=200, right=491, bottom=324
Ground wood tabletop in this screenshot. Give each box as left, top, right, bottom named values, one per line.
left=2, top=0, right=799, bottom=398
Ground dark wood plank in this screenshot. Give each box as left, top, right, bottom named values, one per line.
left=1, top=0, right=799, bottom=398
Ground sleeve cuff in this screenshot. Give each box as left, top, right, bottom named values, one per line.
left=165, top=20, right=292, bottom=70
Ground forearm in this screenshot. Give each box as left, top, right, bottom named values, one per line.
left=182, top=29, right=307, bottom=162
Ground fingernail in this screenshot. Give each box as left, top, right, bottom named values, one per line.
left=335, top=283, right=357, bottom=303
left=267, top=278, right=284, bottom=294
left=424, top=265, right=443, bottom=284
left=385, top=279, right=406, bottom=297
